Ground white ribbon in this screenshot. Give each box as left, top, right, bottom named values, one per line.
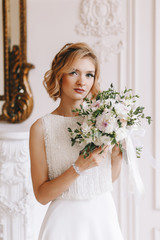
left=125, top=134, right=145, bottom=197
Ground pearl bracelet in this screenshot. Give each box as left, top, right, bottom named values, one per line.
left=72, top=163, right=81, bottom=175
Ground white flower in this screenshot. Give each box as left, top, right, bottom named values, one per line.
left=81, top=120, right=91, bottom=134
left=96, top=112, right=116, bottom=134
left=124, top=98, right=134, bottom=106
left=95, top=135, right=111, bottom=146
left=116, top=128, right=127, bottom=142
left=82, top=101, right=89, bottom=111
left=91, top=100, right=101, bottom=111
left=114, top=103, right=130, bottom=120
left=104, top=99, right=116, bottom=107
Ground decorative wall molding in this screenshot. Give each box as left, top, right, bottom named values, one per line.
left=126, top=0, right=139, bottom=240
left=0, top=194, right=33, bottom=215
left=154, top=0, right=160, bottom=211
left=155, top=173, right=160, bottom=209
left=0, top=132, right=34, bottom=240
left=76, top=0, right=124, bottom=37
left=75, top=0, right=125, bottom=62
left=92, top=39, right=124, bottom=62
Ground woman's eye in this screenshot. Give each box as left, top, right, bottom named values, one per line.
left=69, top=71, right=78, bottom=76
left=86, top=73, right=95, bottom=78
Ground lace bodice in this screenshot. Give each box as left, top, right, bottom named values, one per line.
left=42, top=113, right=113, bottom=200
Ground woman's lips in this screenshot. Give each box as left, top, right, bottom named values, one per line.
left=74, top=88, right=85, bottom=93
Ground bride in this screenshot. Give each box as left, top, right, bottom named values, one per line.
left=29, top=42, right=124, bottom=240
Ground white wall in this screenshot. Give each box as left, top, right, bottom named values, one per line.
left=0, top=0, right=160, bottom=239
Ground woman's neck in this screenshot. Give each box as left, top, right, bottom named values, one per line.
left=55, top=99, right=82, bottom=117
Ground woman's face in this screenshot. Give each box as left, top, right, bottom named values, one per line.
left=61, top=57, right=95, bottom=102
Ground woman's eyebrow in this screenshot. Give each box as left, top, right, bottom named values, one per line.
left=72, top=68, right=95, bottom=72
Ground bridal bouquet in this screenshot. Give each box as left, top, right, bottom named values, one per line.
left=68, top=84, right=151, bottom=158
left=68, top=84, right=152, bottom=196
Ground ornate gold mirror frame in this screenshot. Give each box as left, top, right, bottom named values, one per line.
left=0, top=0, right=34, bottom=123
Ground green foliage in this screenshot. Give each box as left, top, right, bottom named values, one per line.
left=136, top=147, right=143, bottom=158
left=146, top=116, right=152, bottom=124
left=79, top=142, right=98, bottom=159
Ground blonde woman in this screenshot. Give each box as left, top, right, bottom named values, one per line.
left=29, top=42, right=124, bottom=240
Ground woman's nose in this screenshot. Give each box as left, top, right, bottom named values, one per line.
left=76, top=74, right=85, bottom=86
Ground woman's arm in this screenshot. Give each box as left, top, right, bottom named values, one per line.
left=29, top=119, right=80, bottom=205
left=29, top=119, right=108, bottom=205
left=111, top=145, right=123, bottom=182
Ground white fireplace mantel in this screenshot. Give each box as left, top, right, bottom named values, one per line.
left=0, top=131, right=35, bottom=240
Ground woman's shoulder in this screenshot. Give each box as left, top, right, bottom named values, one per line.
left=29, top=113, right=52, bottom=135
left=29, top=118, right=43, bottom=139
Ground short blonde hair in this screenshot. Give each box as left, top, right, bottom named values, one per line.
left=43, top=42, right=100, bottom=101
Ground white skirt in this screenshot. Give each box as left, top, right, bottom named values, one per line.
left=38, top=192, right=124, bottom=240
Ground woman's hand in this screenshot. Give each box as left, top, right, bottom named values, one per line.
left=75, top=143, right=123, bottom=181
left=111, top=144, right=123, bottom=182
left=75, top=145, right=108, bottom=172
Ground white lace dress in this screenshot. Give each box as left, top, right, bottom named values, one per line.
left=38, top=113, right=124, bottom=240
